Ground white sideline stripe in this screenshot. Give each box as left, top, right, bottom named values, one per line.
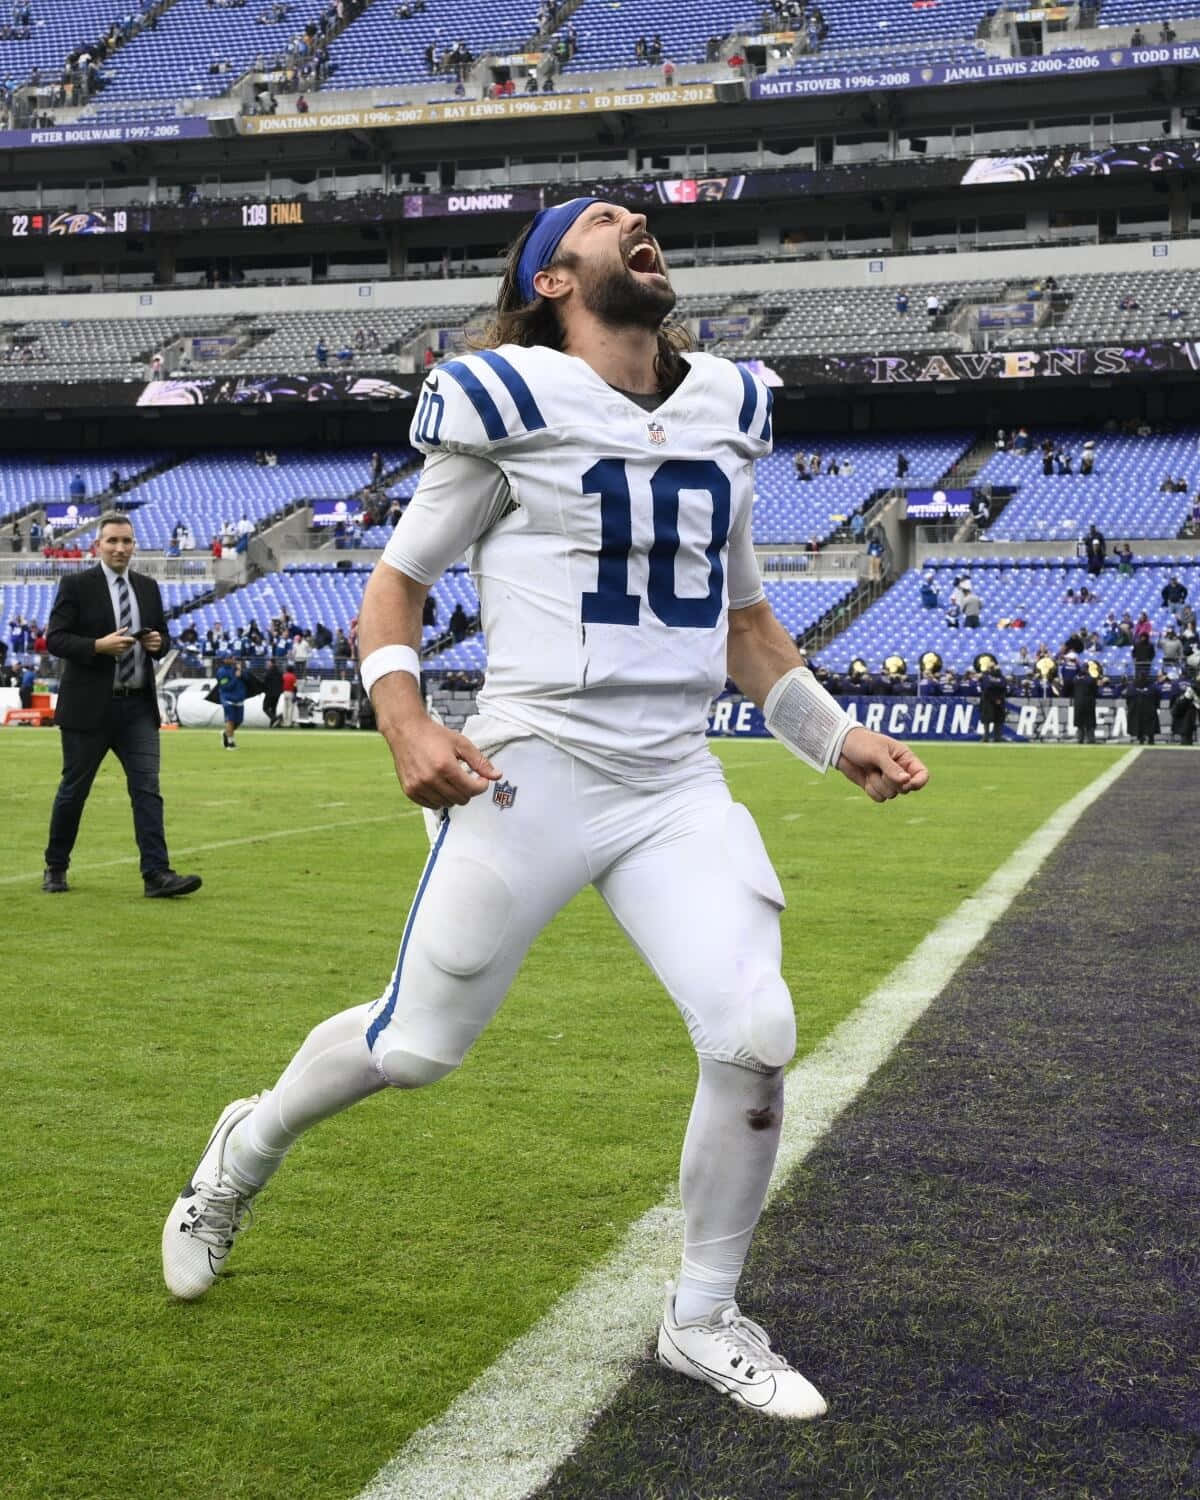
left=354, top=748, right=1141, bottom=1500
left=0, top=811, right=418, bottom=887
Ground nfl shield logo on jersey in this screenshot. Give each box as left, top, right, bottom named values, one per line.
left=647, top=420, right=667, bottom=446
left=492, top=779, right=518, bottom=810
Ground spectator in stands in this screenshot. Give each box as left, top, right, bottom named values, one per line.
left=315, top=337, right=328, bottom=367
left=1119, top=293, right=1139, bottom=312
left=1161, top=626, right=1184, bottom=666
left=662, top=59, right=676, bottom=87
left=1130, top=25, right=1145, bottom=45
left=634, top=35, right=647, bottom=61
left=994, top=428, right=1007, bottom=451
left=1102, top=613, right=1123, bottom=647
left=422, top=595, right=438, bottom=630
left=110, top=468, right=123, bottom=495
left=961, top=585, right=982, bottom=629
left=296, top=94, right=309, bottom=112
left=1116, top=542, right=1134, bottom=575
left=1166, top=304, right=1185, bottom=323
left=648, top=34, right=662, bottom=63
left=370, top=450, right=384, bottom=487
left=1055, top=448, right=1072, bottom=475
left=919, top=573, right=938, bottom=609
left=337, top=344, right=354, bottom=364
left=293, top=631, right=312, bottom=667
left=1116, top=612, right=1134, bottom=645
left=896, top=452, right=909, bottom=479
left=1133, top=611, right=1155, bottom=649
left=1162, top=574, right=1188, bottom=608
left=1042, top=445, right=1054, bottom=477
left=449, top=601, right=470, bottom=641
left=925, top=292, right=940, bottom=319
left=1080, top=440, right=1096, bottom=476
left=333, top=628, right=351, bottom=661
left=895, top=289, right=908, bottom=315
left=423, top=344, right=436, bottom=371
left=1160, top=21, right=1177, bottom=43
left=69, top=472, right=87, bottom=501
left=1013, top=427, right=1031, bottom=454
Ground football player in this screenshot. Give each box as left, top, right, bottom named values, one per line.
left=163, top=198, right=929, bottom=1420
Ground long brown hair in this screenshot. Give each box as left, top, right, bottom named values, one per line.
left=477, top=219, right=693, bottom=397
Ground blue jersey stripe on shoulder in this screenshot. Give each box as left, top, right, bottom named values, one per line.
left=736, top=365, right=758, bottom=434
left=474, top=349, right=547, bottom=433
left=442, top=358, right=508, bottom=441
left=759, top=385, right=774, bottom=443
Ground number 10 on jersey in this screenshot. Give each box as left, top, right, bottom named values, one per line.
left=580, top=458, right=731, bottom=630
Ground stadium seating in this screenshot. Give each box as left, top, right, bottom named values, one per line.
left=813, top=557, right=1200, bottom=680
left=756, top=435, right=970, bottom=544
left=0, top=1, right=125, bottom=81
left=1100, top=0, right=1200, bottom=24
left=3, top=578, right=213, bottom=649
left=323, top=0, right=540, bottom=90
left=558, top=0, right=764, bottom=73
left=100, top=0, right=336, bottom=101
left=988, top=270, right=1200, bottom=350
left=979, top=430, right=1199, bottom=542
left=423, top=576, right=859, bottom=672
left=177, top=562, right=478, bottom=651
left=0, top=452, right=167, bottom=521
left=95, top=449, right=409, bottom=551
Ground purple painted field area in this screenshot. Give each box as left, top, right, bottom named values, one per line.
left=536, top=751, right=1200, bottom=1499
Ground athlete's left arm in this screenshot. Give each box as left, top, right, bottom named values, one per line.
left=726, top=600, right=930, bottom=803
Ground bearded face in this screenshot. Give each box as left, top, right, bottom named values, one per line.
left=557, top=234, right=676, bottom=330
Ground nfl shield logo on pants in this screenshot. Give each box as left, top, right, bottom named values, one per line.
left=492, top=779, right=518, bottom=810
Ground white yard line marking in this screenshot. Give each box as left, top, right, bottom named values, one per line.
left=354, top=748, right=1141, bottom=1500
left=0, top=811, right=417, bottom=887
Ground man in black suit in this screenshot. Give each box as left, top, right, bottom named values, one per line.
left=42, top=512, right=201, bottom=897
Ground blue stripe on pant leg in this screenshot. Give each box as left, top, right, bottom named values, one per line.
left=366, top=811, right=451, bottom=1052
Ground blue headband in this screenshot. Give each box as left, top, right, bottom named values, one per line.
left=516, top=197, right=599, bottom=303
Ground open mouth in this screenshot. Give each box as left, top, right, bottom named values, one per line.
left=625, top=240, right=664, bottom=278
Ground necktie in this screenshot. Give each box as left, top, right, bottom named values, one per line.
left=116, top=575, right=135, bottom=686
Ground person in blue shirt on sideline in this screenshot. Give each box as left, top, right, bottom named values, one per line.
left=215, top=655, right=248, bottom=750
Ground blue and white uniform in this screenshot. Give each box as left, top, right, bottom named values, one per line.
left=368, top=345, right=800, bottom=1083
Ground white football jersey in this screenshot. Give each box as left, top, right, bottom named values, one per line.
left=395, top=343, right=773, bottom=784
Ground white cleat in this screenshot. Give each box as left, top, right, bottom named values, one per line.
left=656, top=1283, right=828, bottom=1420
left=162, top=1096, right=258, bottom=1300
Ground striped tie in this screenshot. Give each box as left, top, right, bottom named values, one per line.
left=116, top=575, right=135, bottom=686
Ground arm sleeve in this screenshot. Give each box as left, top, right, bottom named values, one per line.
left=727, top=495, right=765, bottom=611
left=380, top=450, right=511, bottom=585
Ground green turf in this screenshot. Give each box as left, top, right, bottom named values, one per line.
left=0, top=730, right=1123, bottom=1500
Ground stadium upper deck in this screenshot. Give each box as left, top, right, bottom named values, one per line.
left=12, top=0, right=1200, bottom=110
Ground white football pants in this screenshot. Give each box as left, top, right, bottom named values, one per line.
left=366, top=723, right=797, bottom=1085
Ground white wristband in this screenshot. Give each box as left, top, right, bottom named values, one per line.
left=360, top=644, right=421, bottom=698
left=763, top=666, right=856, bottom=774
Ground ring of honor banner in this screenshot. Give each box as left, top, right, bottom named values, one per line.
left=751, top=40, right=1200, bottom=104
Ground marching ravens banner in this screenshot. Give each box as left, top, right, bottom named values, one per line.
left=707, top=693, right=1152, bottom=743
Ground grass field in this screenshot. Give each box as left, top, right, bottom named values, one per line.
left=0, top=729, right=1124, bottom=1500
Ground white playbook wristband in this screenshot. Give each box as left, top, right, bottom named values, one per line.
left=762, top=666, right=856, bottom=774
left=360, top=644, right=422, bottom=698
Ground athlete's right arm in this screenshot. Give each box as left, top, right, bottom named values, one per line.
left=358, top=562, right=501, bottom=809
left=359, top=448, right=510, bottom=809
